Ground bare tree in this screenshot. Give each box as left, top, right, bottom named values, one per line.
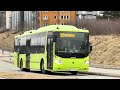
left=76, top=19, right=120, bottom=35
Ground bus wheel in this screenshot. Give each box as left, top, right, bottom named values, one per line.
left=41, top=61, right=47, bottom=74
left=71, top=71, right=78, bottom=75
left=20, top=60, right=24, bottom=71
left=26, top=69, right=30, bottom=72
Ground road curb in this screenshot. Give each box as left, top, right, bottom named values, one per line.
left=80, top=72, right=120, bottom=78
left=90, top=63, right=120, bottom=70
left=2, top=60, right=14, bottom=64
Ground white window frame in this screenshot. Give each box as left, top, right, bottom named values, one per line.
left=54, top=16, right=57, bottom=20
left=43, top=16, right=48, bottom=20
left=61, top=16, right=64, bottom=19
left=64, top=16, right=66, bottom=19
left=46, top=16, right=48, bottom=20
left=66, top=16, right=70, bottom=19
left=43, top=23, right=48, bottom=26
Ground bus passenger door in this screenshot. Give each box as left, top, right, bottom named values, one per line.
left=26, top=40, right=31, bottom=69
left=47, top=32, right=53, bottom=70
left=17, top=46, right=20, bottom=67
left=17, top=39, right=20, bottom=67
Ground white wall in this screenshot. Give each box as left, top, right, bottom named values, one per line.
left=6, top=11, right=12, bottom=30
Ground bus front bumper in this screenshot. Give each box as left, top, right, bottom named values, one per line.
left=52, top=61, right=89, bottom=72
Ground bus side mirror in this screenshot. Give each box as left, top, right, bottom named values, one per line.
left=90, top=46, right=92, bottom=51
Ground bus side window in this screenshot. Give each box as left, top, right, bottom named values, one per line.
left=36, top=46, right=39, bottom=53
left=14, top=46, right=17, bottom=52
left=40, top=46, right=45, bottom=53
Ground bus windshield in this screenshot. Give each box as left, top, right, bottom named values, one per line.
left=55, top=32, right=89, bottom=58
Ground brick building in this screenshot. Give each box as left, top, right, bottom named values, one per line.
left=39, top=11, right=76, bottom=27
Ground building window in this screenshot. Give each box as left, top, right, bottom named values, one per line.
left=61, top=16, right=63, bottom=19
left=43, top=16, right=45, bottom=20
left=54, top=16, right=57, bottom=19
left=66, top=16, right=69, bottom=19
left=43, top=23, right=48, bottom=26
left=61, top=23, right=64, bottom=25
left=43, top=16, right=48, bottom=20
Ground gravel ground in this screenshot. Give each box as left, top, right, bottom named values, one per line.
left=0, top=72, right=64, bottom=79
left=90, top=35, right=120, bottom=69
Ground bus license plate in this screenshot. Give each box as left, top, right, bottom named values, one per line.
left=69, top=68, right=76, bottom=71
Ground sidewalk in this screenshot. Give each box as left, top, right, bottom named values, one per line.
left=81, top=67, right=120, bottom=78
left=0, top=49, right=13, bottom=56
left=0, top=49, right=13, bottom=63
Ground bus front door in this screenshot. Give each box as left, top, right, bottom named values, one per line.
left=17, top=39, right=20, bottom=67
left=17, top=47, right=20, bottom=67
left=26, top=40, right=31, bottom=69
left=47, top=37, right=53, bottom=70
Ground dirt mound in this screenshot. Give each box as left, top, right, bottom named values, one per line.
left=0, top=31, right=23, bottom=51
left=90, top=35, right=120, bottom=68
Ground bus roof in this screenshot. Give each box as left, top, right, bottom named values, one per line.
left=15, top=25, right=89, bottom=38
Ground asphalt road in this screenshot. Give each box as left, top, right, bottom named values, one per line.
left=0, top=59, right=120, bottom=79
left=0, top=49, right=120, bottom=79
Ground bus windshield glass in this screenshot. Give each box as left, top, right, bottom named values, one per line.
left=55, top=32, right=89, bottom=58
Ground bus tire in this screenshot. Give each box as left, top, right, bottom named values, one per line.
left=26, top=69, right=30, bottom=72
left=20, top=59, right=24, bottom=71
left=20, top=59, right=26, bottom=71
left=40, top=60, right=47, bottom=74
left=71, top=71, right=78, bottom=75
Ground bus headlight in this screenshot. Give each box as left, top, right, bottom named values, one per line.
left=84, top=61, right=89, bottom=64
left=55, top=60, right=63, bottom=64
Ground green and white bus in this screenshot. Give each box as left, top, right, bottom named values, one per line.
left=14, top=25, right=92, bottom=75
